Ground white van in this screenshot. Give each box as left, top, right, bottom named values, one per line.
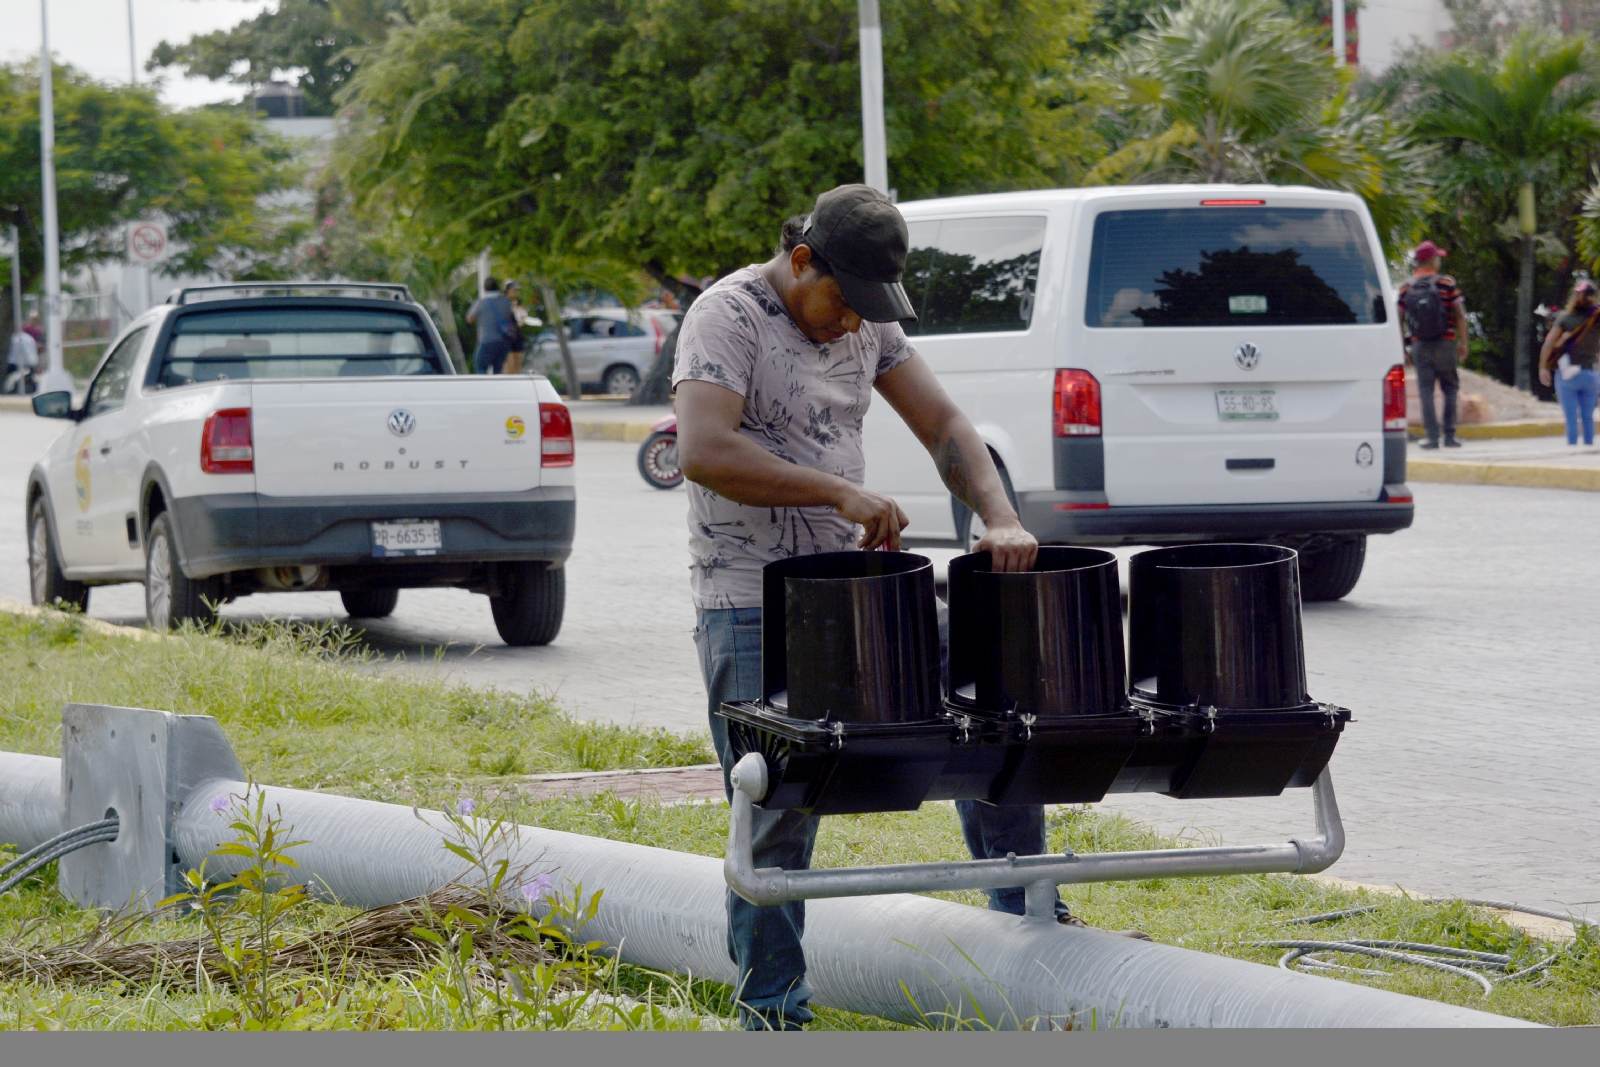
left=863, top=184, right=1413, bottom=601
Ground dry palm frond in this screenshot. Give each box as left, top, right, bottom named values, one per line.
left=0, top=886, right=557, bottom=989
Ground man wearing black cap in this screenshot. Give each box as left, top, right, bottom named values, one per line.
left=672, top=185, right=1095, bottom=1031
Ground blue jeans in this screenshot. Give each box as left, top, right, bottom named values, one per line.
left=694, top=605, right=1064, bottom=1030
left=1557, top=367, right=1598, bottom=445
left=473, top=339, right=509, bottom=374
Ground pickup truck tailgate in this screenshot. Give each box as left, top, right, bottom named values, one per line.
left=251, top=378, right=546, bottom=497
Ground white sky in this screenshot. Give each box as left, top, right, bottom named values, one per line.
left=2, top=0, right=274, bottom=109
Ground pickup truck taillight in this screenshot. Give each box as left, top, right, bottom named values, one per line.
left=1053, top=369, right=1101, bottom=436
left=540, top=402, right=575, bottom=467
left=201, top=408, right=254, bottom=474
left=1383, top=364, right=1407, bottom=430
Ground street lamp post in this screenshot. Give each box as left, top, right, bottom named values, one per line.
left=857, top=0, right=888, bottom=195
left=38, top=0, right=71, bottom=394
left=1331, top=0, right=1344, bottom=67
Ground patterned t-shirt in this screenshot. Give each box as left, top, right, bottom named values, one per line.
left=1396, top=273, right=1463, bottom=342
left=671, top=266, right=917, bottom=610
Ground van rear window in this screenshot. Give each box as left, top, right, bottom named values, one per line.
left=155, top=307, right=445, bottom=387
left=1085, top=208, right=1387, bottom=328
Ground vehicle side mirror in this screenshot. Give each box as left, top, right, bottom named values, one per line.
left=32, top=391, right=78, bottom=420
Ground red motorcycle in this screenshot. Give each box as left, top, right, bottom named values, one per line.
left=636, top=413, right=682, bottom=489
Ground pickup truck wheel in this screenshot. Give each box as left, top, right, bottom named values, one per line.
left=29, top=499, right=89, bottom=611
left=145, top=513, right=217, bottom=631
left=489, top=563, right=565, bottom=646
left=341, top=588, right=399, bottom=619
left=1297, top=536, right=1366, bottom=602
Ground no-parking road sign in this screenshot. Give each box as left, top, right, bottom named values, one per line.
left=127, top=221, right=170, bottom=264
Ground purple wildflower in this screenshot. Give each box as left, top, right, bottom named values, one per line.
left=520, top=874, right=553, bottom=903
left=456, top=796, right=477, bottom=816
left=209, top=796, right=228, bottom=815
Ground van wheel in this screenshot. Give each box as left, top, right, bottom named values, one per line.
left=952, top=463, right=1017, bottom=552
left=29, top=498, right=89, bottom=611
left=489, top=562, right=565, bottom=646
left=1298, top=536, right=1366, bottom=602
left=145, top=512, right=217, bottom=631
left=341, top=588, right=399, bottom=619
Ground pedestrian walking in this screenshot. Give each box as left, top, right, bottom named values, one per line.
left=501, top=280, right=529, bottom=375
left=465, top=277, right=518, bottom=374
left=672, top=185, right=1145, bottom=1032
left=1538, top=278, right=1600, bottom=447
left=1397, top=240, right=1469, bottom=449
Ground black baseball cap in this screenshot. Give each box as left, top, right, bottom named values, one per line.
left=802, top=185, right=917, bottom=323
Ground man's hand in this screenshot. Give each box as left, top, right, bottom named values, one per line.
left=1457, top=339, right=1469, bottom=362
left=975, top=518, right=1037, bottom=573
left=836, top=484, right=909, bottom=551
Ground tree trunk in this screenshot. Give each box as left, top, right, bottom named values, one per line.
left=429, top=295, right=468, bottom=373
left=629, top=323, right=679, bottom=405
left=1515, top=231, right=1535, bottom=392
left=539, top=281, right=581, bottom=401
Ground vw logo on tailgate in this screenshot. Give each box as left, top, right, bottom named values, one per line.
left=1235, top=343, right=1260, bottom=371
left=387, top=409, right=416, bottom=437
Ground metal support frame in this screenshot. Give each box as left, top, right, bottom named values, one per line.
left=725, top=752, right=1344, bottom=914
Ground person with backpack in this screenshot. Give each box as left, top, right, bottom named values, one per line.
left=466, top=277, right=520, bottom=374
left=1396, top=240, right=1469, bottom=449
left=1538, top=279, right=1600, bottom=447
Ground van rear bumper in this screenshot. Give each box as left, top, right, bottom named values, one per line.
left=171, top=487, right=576, bottom=578
left=1016, top=491, right=1414, bottom=546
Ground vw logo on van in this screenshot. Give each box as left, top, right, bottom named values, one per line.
left=1235, top=343, right=1260, bottom=371
left=387, top=409, right=416, bottom=437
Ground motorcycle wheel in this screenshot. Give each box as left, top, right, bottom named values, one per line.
left=637, top=431, right=683, bottom=489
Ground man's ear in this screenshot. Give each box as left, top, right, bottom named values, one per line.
left=790, top=244, right=814, bottom=278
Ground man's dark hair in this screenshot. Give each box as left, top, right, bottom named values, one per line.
left=484, top=276, right=501, bottom=292
left=775, top=215, right=831, bottom=274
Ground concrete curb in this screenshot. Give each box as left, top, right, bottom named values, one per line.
left=1409, top=459, right=1600, bottom=492
left=1407, top=420, right=1564, bottom=440
left=0, top=600, right=154, bottom=640
left=572, top=420, right=656, bottom=443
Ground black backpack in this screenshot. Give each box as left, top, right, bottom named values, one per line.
left=1402, top=276, right=1450, bottom=341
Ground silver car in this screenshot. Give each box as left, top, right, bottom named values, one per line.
left=531, top=307, right=682, bottom=395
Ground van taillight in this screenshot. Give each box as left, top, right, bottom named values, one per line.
left=1383, top=364, right=1407, bottom=430
left=540, top=402, right=575, bottom=467
left=1054, top=369, right=1101, bottom=436
left=201, top=409, right=253, bottom=474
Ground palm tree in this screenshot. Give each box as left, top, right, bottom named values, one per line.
left=1410, top=30, right=1600, bottom=391
left=1086, top=0, right=1428, bottom=243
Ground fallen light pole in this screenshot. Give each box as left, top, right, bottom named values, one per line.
left=0, top=703, right=1534, bottom=1028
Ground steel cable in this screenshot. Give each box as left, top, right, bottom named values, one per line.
left=0, top=817, right=119, bottom=895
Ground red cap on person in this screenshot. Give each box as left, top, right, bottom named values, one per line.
left=1413, top=240, right=1448, bottom=262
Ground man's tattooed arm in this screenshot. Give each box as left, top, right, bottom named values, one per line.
left=933, top=434, right=981, bottom=514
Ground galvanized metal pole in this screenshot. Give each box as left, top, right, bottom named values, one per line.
left=126, top=0, right=138, bottom=84
left=858, top=0, right=888, bottom=195
left=1331, top=0, right=1344, bottom=66
left=37, top=0, right=70, bottom=395
left=0, top=743, right=1535, bottom=1030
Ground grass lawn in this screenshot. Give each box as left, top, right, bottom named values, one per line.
left=2, top=610, right=1596, bottom=1029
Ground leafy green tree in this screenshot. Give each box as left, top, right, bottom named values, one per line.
left=148, top=0, right=406, bottom=117
left=0, top=61, right=305, bottom=333
left=333, top=0, right=1094, bottom=288
left=1084, top=0, right=1428, bottom=244
left=1408, top=29, right=1599, bottom=389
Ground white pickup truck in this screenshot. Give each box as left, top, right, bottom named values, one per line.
left=26, top=283, right=576, bottom=645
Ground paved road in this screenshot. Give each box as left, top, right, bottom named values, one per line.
left=3, top=410, right=1596, bottom=913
